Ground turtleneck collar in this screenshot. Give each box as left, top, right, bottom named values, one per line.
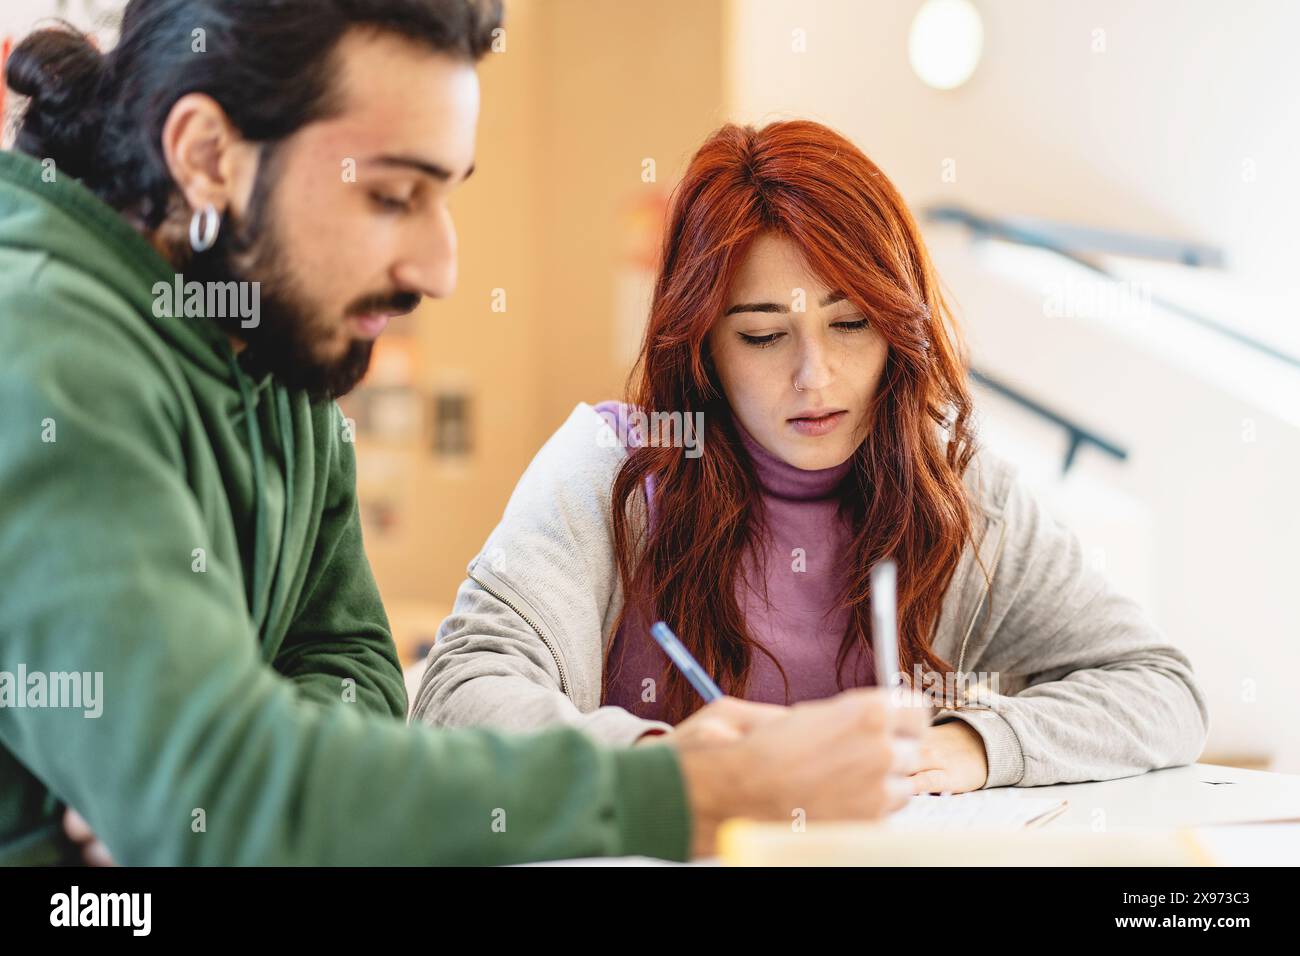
left=734, top=416, right=854, bottom=501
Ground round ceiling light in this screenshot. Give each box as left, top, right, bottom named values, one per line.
left=908, top=0, right=985, bottom=91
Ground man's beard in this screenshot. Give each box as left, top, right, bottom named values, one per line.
left=185, top=147, right=418, bottom=402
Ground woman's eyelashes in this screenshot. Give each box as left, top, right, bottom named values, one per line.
left=737, top=316, right=871, bottom=348
left=738, top=330, right=783, bottom=348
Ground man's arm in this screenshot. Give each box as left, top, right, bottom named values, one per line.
left=272, top=407, right=406, bottom=719
left=0, top=290, right=690, bottom=865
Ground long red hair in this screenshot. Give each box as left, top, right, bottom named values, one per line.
left=608, top=120, right=977, bottom=723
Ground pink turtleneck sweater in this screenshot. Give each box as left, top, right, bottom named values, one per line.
left=596, top=401, right=875, bottom=721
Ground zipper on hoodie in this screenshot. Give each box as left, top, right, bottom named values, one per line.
left=467, top=569, right=572, bottom=699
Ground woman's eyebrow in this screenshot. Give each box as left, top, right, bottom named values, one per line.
left=724, top=301, right=788, bottom=316
left=724, top=291, right=846, bottom=316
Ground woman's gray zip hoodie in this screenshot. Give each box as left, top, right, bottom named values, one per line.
left=412, top=403, right=1208, bottom=788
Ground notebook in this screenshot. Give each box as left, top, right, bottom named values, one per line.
left=887, top=791, right=1069, bottom=830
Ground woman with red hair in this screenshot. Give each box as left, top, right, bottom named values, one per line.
left=414, top=120, right=1207, bottom=795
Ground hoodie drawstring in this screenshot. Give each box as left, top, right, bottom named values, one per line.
left=225, top=352, right=295, bottom=639
left=265, top=388, right=296, bottom=633
left=227, top=351, right=270, bottom=632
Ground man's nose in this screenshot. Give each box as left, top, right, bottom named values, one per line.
left=394, top=206, right=458, bottom=300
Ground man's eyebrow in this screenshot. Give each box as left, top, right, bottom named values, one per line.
left=365, top=155, right=476, bottom=183
left=724, top=291, right=847, bottom=316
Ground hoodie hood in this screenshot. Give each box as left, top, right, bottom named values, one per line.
left=0, top=148, right=292, bottom=642
left=0, top=149, right=244, bottom=385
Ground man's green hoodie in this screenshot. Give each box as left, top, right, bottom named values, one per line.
left=0, top=150, right=690, bottom=865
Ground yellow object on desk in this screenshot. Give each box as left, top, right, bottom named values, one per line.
left=716, top=819, right=1211, bottom=866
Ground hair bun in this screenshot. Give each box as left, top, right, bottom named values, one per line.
left=8, top=25, right=104, bottom=107
left=6, top=25, right=107, bottom=179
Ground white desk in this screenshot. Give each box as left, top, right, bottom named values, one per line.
left=536, top=763, right=1300, bottom=865
left=1031, top=762, right=1300, bottom=830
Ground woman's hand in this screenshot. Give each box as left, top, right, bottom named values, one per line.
left=908, top=719, right=989, bottom=794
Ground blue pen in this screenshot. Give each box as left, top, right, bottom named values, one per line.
left=649, top=621, right=724, bottom=702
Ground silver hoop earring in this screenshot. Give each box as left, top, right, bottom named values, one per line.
left=189, top=203, right=222, bottom=253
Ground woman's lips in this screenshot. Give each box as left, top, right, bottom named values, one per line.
left=788, top=409, right=848, bottom=437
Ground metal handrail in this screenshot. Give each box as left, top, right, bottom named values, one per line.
left=928, top=205, right=1300, bottom=373
left=969, top=367, right=1128, bottom=475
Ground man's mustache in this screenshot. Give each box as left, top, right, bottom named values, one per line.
left=345, top=291, right=422, bottom=319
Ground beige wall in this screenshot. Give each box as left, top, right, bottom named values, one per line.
left=1, top=0, right=731, bottom=654
left=362, top=0, right=729, bottom=635
left=531, top=0, right=729, bottom=429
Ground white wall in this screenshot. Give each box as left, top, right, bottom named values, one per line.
left=1, top=1, right=123, bottom=42
left=2, top=0, right=124, bottom=143
left=929, top=226, right=1300, bottom=771
left=725, top=0, right=1300, bottom=769
left=726, top=0, right=1300, bottom=293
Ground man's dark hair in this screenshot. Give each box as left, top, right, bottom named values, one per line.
left=6, top=0, right=502, bottom=228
